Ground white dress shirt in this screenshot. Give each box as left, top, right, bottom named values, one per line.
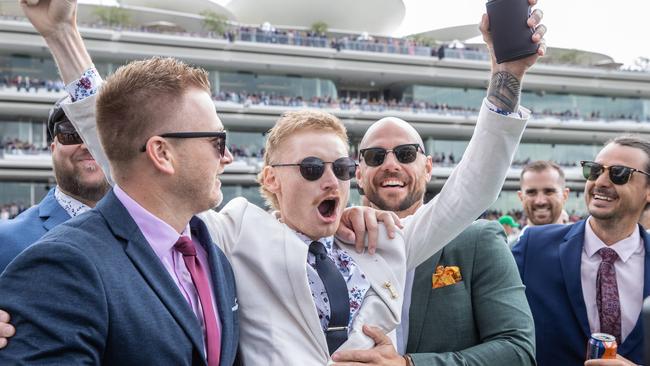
left=581, top=217, right=645, bottom=342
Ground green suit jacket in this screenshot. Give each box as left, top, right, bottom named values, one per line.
left=406, top=220, right=536, bottom=365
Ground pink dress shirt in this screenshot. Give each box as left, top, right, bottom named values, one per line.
left=113, top=185, right=221, bottom=350
left=581, top=217, right=645, bottom=342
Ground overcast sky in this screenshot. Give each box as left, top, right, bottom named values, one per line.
left=396, top=0, right=650, bottom=67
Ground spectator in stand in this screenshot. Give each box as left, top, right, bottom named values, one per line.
left=499, top=214, right=521, bottom=244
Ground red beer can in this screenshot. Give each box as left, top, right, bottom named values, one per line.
left=586, top=333, right=617, bottom=360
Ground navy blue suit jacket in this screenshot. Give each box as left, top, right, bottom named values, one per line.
left=0, top=188, right=70, bottom=272
left=0, top=190, right=239, bottom=365
left=513, top=220, right=649, bottom=366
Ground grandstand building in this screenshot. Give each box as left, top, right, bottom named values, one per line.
left=1, top=0, right=649, bottom=219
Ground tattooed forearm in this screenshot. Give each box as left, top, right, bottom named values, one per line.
left=487, top=71, right=521, bottom=113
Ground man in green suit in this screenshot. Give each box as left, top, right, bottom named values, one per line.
left=332, top=116, right=536, bottom=366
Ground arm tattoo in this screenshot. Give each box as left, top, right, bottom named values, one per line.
left=487, top=71, right=521, bottom=113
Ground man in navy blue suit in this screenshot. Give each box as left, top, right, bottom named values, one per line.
left=0, top=101, right=109, bottom=272
left=513, top=136, right=650, bottom=366
left=0, top=11, right=239, bottom=363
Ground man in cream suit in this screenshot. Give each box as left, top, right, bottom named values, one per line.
left=4, top=0, right=546, bottom=364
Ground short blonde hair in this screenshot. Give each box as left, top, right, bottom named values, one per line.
left=258, top=110, right=348, bottom=209
left=96, top=57, right=211, bottom=165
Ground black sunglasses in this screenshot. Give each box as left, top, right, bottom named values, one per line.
left=580, top=160, right=650, bottom=185
left=54, top=121, right=84, bottom=145
left=140, top=131, right=226, bottom=156
left=271, top=156, right=358, bottom=181
left=359, top=143, right=423, bottom=167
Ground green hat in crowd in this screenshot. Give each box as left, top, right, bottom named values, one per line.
left=498, top=215, right=520, bottom=228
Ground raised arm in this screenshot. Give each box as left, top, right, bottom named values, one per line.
left=402, top=0, right=546, bottom=269
left=21, top=0, right=113, bottom=184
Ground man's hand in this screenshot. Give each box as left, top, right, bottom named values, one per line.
left=19, top=0, right=92, bottom=83
left=331, top=325, right=405, bottom=366
left=337, top=207, right=402, bottom=254
left=0, top=310, right=16, bottom=349
left=480, top=0, right=546, bottom=112
left=19, top=0, right=77, bottom=40
left=585, top=355, right=638, bottom=366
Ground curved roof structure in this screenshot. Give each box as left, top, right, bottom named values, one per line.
left=120, top=0, right=236, bottom=20
left=225, top=0, right=406, bottom=35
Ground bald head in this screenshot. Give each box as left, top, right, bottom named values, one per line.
left=357, top=116, right=432, bottom=218
left=360, top=117, right=424, bottom=150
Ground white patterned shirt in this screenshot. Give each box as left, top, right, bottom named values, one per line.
left=294, top=232, right=370, bottom=332
left=54, top=187, right=92, bottom=218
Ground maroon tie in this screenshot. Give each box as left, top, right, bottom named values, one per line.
left=596, top=247, right=621, bottom=344
left=174, top=236, right=221, bottom=366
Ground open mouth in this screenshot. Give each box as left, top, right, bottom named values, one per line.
left=317, top=198, right=339, bottom=219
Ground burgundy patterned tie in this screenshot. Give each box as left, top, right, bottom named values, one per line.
left=596, top=247, right=621, bottom=344
left=174, top=236, right=221, bottom=366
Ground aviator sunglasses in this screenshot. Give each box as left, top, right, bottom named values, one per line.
left=359, top=143, right=423, bottom=167
left=140, top=131, right=226, bottom=156
left=271, top=156, right=358, bottom=181
left=54, top=120, right=84, bottom=145
left=580, top=160, right=650, bottom=185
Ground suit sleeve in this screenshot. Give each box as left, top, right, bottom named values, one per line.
left=409, top=221, right=536, bottom=366
left=511, top=226, right=529, bottom=279
left=61, top=91, right=114, bottom=186
left=402, top=101, right=528, bottom=270
left=0, top=241, right=108, bottom=365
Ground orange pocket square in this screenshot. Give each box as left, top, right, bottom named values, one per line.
left=432, top=265, right=462, bottom=288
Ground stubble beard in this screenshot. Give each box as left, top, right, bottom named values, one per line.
left=55, top=163, right=109, bottom=204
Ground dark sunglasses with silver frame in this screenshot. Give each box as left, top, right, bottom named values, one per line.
left=139, top=131, right=227, bottom=156
left=359, top=143, right=424, bottom=167
left=271, top=156, right=358, bottom=181
left=580, top=160, right=650, bottom=185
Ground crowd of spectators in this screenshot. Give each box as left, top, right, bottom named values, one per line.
left=0, top=202, right=27, bottom=220
left=0, top=74, right=65, bottom=94
left=0, top=139, right=48, bottom=154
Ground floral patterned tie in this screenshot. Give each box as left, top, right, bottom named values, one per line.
left=596, top=247, right=621, bottom=344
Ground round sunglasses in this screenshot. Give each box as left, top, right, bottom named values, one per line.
left=271, top=156, right=358, bottom=181
left=580, top=160, right=650, bottom=185
left=359, top=143, right=423, bottom=167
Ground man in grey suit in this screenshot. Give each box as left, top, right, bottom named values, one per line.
left=332, top=115, right=535, bottom=365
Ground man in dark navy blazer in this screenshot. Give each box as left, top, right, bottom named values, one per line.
left=0, top=101, right=109, bottom=272
left=0, top=7, right=239, bottom=362
left=513, top=136, right=650, bottom=366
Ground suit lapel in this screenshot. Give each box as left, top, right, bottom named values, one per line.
left=190, top=217, right=237, bottom=366
left=406, top=250, right=443, bottom=351
left=39, top=189, right=71, bottom=231
left=619, top=225, right=650, bottom=354
left=97, top=191, right=206, bottom=363
left=559, top=220, right=591, bottom=339
left=283, top=226, right=329, bottom=354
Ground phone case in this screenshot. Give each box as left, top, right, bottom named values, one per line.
left=486, top=0, right=538, bottom=64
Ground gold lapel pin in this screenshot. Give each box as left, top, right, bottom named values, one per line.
left=383, top=281, right=398, bottom=299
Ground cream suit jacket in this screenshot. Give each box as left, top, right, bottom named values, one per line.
left=64, top=96, right=528, bottom=365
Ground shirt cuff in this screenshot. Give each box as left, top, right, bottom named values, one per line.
left=64, top=66, right=103, bottom=102
left=484, top=99, right=524, bottom=119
